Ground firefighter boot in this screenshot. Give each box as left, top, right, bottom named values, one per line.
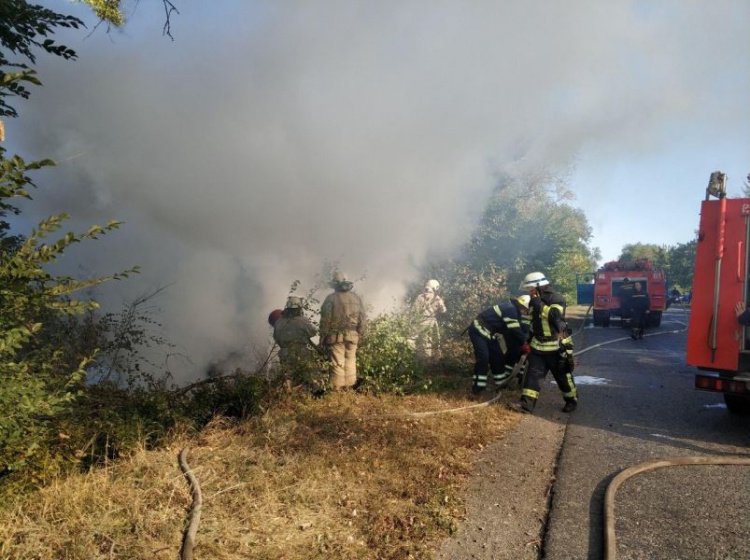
left=638, top=328, right=645, bottom=340
left=630, top=328, right=638, bottom=340
left=507, top=397, right=535, bottom=415
left=562, top=398, right=578, bottom=413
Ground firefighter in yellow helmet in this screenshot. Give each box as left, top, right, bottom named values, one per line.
left=320, top=271, right=367, bottom=391
left=409, top=279, right=447, bottom=359
left=509, top=272, right=578, bottom=414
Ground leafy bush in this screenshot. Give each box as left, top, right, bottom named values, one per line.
left=357, top=312, right=427, bottom=394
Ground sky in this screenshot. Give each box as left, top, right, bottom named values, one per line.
left=5, top=0, right=750, bottom=381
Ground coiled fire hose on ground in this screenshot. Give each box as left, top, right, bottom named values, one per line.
left=603, top=456, right=750, bottom=560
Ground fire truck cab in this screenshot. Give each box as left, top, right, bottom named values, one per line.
left=591, top=260, right=667, bottom=328
left=688, top=171, right=750, bottom=415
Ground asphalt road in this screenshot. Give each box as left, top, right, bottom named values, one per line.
left=544, top=308, right=750, bottom=560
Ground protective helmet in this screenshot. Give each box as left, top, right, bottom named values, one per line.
left=285, top=296, right=304, bottom=309
left=268, top=309, right=283, bottom=326
left=515, top=295, right=531, bottom=309
left=623, top=277, right=630, bottom=283
left=331, top=270, right=347, bottom=284
left=424, top=279, right=440, bottom=292
left=519, top=272, right=549, bottom=290
left=331, top=270, right=354, bottom=291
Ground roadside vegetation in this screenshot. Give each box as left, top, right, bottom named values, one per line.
left=0, top=2, right=695, bottom=559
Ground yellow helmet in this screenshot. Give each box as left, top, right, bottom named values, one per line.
left=515, top=295, right=531, bottom=309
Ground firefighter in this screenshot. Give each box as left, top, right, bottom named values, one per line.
left=619, top=277, right=634, bottom=326
left=509, top=272, right=577, bottom=414
left=468, top=295, right=531, bottom=395
left=409, top=279, right=447, bottom=359
left=320, top=270, right=367, bottom=391
left=273, top=297, right=319, bottom=383
left=629, top=282, right=650, bottom=340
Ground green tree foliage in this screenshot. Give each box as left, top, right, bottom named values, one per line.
left=419, top=171, right=599, bottom=330
left=617, top=240, right=697, bottom=291
left=617, top=242, right=670, bottom=270
left=412, top=171, right=599, bottom=371
left=0, top=150, right=137, bottom=471
left=667, top=240, right=696, bottom=290
left=0, top=1, right=82, bottom=118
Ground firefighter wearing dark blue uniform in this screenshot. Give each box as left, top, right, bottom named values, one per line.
left=468, top=296, right=530, bottom=394
left=510, top=272, right=578, bottom=414
left=629, top=282, right=650, bottom=339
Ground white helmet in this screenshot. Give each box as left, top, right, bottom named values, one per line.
left=285, top=296, right=304, bottom=309
left=515, top=295, right=531, bottom=309
left=520, top=272, right=549, bottom=290
left=424, top=279, right=440, bottom=292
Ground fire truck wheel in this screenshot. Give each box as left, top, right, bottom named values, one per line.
left=648, top=311, right=662, bottom=328
left=723, top=394, right=750, bottom=415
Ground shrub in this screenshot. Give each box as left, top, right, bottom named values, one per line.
left=357, top=312, right=427, bottom=394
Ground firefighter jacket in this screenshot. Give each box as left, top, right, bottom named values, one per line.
left=412, top=292, right=447, bottom=325
left=472, top=301, right=527, bottom=348
left=529, top=292, right=572, bottom=353
left=629, top=291, right=650, bottom=313
left=273, top=316, right=318, bottom=348
left=320, top=290, right=367, bottom=344
left=273, top=315, right=318, bottom=362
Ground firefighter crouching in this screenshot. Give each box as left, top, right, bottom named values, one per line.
left=273, top=297, right=319, bottom=384
left=509, top=272, right=578, bottom=414
left=468, top=295, right=531, bottom=395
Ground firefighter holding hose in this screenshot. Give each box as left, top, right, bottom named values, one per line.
left=467, top=295, right=531, bottom=395
left=509, top=272, right=578, bottom=414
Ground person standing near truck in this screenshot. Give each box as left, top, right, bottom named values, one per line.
left=629, top=282, right=650, bottom=340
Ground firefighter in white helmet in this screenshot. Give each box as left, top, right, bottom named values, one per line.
left=467, top=295, right=531, bottom=395
left=409, top=279, right=447, bottom=359
left=273, top=296, right=319, bottom=383
left=509, top=272, right=578, bottom=414
left=320, top=271, right=367, bottom=391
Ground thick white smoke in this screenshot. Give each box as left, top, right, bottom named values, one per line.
left=6, top=0, right=749, bottom=381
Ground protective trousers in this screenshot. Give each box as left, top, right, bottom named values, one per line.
left=329, top=340, right=358, bottom=389
left=631, top=309, right=647, bottom=338
left=469, top=326, right=511, bottom=390
left=520, top=351, right=578, bottom=411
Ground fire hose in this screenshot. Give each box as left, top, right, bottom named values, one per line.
left=603, top=456, right=750, bottom=560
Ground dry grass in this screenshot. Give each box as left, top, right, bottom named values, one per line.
left=0, top=390, right=520, bottom=560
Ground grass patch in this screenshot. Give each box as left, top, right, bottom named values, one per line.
left=0, top=391, right=519, bottom=559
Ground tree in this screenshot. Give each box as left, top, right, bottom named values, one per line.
left=416, top=170, right=599, bottom=343
left=617, top=243, right=670, bottom=271
left=616, top=240, right=697, bottom=291
left=666, top=239, right=696, bottom=291
left=0, top=1, right=141, bottom=473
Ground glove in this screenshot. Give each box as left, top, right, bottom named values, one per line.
left=520, top=343, right=531, bottom=355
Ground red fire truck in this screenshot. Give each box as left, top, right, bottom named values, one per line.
left=688, top=172, right=750, bottom=414
left=591, top=260, right=667, bottom=328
